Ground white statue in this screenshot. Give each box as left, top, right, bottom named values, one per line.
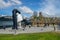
left=17, top=13, right=23, bottom=28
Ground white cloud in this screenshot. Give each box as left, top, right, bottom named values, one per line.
left=0, top=0, right=22, bottom=9
left=11, top=0, right=22, bottom=5
left=0, top=0, right=11, bottom=8
left=39, top=0, right=60, bottom=17
left=19, top=6, right=33, bottom=14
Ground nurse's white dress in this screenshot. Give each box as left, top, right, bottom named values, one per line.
left=17, top=13, right=23, bottom=28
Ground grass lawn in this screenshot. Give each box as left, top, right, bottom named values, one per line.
left=0, top=32, right=60, bottom=40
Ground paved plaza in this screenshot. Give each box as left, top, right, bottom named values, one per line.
left=0, top=25, right=60, bottom=34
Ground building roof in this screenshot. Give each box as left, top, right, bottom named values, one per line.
left=0, top=16, right=12, bottom=21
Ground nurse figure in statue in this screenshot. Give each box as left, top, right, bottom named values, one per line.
left=17, top=11, right=23, bottom=29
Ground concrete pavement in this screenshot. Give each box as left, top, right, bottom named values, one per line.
left=0, top=25, right=60, bottom=34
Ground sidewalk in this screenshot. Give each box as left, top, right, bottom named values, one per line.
left=0, top=26, right=54, bottom=34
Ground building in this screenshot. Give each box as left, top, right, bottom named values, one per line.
left=30, top=12, right=60, bottom=27
left=33, top=11, right=38, bottom=17
left=0, top=16, right=13, bottom=28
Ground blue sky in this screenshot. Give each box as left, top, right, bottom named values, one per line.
left=0, top=0, right=60, bottom=17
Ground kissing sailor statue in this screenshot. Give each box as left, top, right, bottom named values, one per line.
left=12, top=9, right=23, bottom=29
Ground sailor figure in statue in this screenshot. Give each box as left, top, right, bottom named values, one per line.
left=12, top=9, right=23, bottom=30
